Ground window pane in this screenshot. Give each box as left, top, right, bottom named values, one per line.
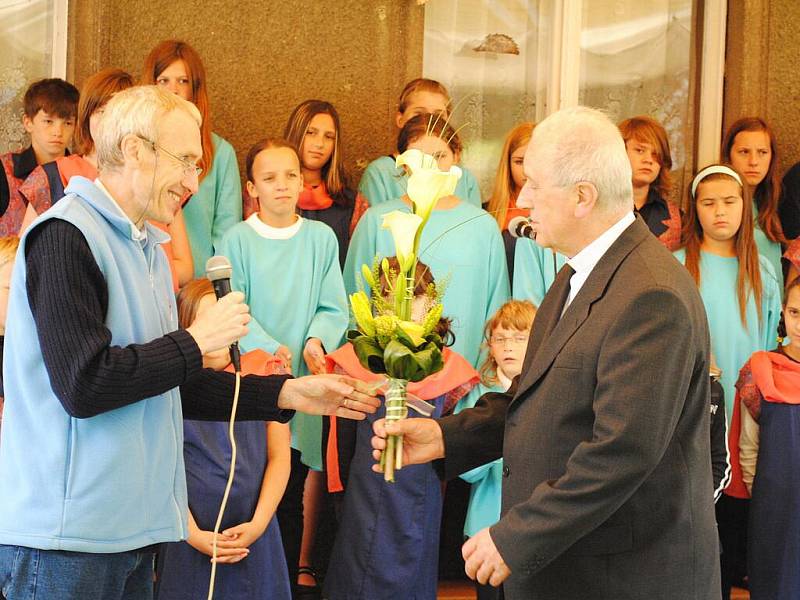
left=0, top=0, right=57, bottom=152
left=578, top=0, right=693, bottom=177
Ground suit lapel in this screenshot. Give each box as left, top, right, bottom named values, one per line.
left=513, top=262, right=573, bottom=393
left=512, top=218, right=651, bottom=405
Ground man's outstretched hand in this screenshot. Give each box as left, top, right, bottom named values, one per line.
left=277, top=374, right=379, bottom=419
left=370, top=417, right=446, bottom=471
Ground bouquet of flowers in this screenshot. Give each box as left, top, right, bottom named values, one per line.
left=348, top=148, right=462, bottom=482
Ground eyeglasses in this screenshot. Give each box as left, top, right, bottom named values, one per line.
left=489, top=334, right=529, bottom=347
left=139, top=137, right=202, bottom=177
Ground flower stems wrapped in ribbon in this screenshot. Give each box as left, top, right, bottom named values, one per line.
left=347, top=147, right=461, bottom=482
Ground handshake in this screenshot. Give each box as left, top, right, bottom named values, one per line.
left=185, top=290, right=380, bottom=420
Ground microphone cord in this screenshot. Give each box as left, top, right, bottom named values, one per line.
left=206, top=369, right=241, bottom=600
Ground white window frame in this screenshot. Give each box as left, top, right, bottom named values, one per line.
left=51, top=0, right=69, bottom=78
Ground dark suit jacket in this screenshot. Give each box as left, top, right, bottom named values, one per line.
left=438, top=218, right=721, bottom=600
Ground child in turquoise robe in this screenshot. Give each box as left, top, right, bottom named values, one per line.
left=219, top=139, right=348, bottom=595
left=674, top=164, right=781, bottom=420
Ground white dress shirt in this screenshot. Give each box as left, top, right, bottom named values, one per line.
left=564, top=211, right=636, bottom=309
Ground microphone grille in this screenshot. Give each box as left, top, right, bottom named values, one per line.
left=507, top=215, right=530, bottom=238
left=206, top=255, right=233, bottom=282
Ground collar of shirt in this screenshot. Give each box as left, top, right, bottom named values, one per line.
left=12, top=146, right=71, bottom=180
left=94, top=178, right=147, bottom=242
left=12, top=146, right=38, bottom=180
left=246, top=212, right=303, bottom=239
left=565, top=211, right=635, bottom=306
left=497, top=369, right=513, bottom=392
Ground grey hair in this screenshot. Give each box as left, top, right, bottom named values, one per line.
left=532, top=106, right=633, bottom=214
left=95, top=85, right=201, bottom=172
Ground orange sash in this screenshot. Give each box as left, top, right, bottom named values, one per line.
left=298, top=182, right=334, bottom=211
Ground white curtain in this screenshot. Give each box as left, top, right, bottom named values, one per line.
left=579, top=0, right=693, bottom=178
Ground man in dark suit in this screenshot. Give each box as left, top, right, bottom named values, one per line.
left=371, top=106, right=721, bottom=599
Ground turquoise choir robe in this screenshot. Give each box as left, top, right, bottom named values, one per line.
left=185, top=132, right=242, bottom=277
left=343, top=199, right=509, bottom=368
left=752, top=204, right=784, bottom=292
left=220, top=216, right=348, bottom=470
left=358, top=155, right=483, bottom=208
left=674, top=249, right=781, bottom=420
left=454, top=381, right=506, bottom=538
left=512, top=237, right=568, bottom=306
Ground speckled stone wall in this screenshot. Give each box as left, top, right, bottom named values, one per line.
left=67, top=1, right=425, bottom=185
left=724, top=0, right=800, bottom=175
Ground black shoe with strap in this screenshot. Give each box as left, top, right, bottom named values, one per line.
left=295, top=566, right=321, bottom=600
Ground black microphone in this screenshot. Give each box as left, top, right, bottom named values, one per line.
left=205, top=255, right=242, bottom=373
left=508, top=215, right=536, bottom=240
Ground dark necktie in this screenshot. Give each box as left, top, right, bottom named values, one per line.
left=552, top=263, right=575, bottom=319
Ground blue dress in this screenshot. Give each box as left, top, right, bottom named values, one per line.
left=155, top=420, right=291, bottom=600
left=323, top=393, right=447, bottom=600
left=749, top=399, right=800, bottom=600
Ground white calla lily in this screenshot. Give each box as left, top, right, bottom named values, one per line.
left=396, top=148, right=437, bottom=173
left=396, top=149, right=462, bottom=225
left=406, top=166, right=462, bottom=224
left=381, top=210, right=422, bottom=273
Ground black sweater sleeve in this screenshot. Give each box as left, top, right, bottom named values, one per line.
left=25, top=218, right=294, bottom=422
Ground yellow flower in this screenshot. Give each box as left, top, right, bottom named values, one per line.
left=361, top=263, right=376, bottom=288
left=381, top=210, right=422, bottom=273
left=350, top=291, right=376, bottom=336
left=396, top=149, right=462, bottom=225
left=397, top=319, right=426, bottom=346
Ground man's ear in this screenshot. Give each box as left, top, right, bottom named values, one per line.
left=573, top=181, right=599, bottom=219
left=120, top=134, right=144, bottom=168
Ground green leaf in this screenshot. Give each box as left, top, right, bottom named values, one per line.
left=383, top=339, right=444, bottom=382
left=393, top=322, right=419, bottom=349
left=350, top=333, right=387, bottom=374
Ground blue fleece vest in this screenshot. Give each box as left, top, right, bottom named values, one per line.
left=0, top=176, right=188, bottom=552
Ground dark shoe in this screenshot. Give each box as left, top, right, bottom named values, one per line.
left=295, top=566, right=321, bottom=600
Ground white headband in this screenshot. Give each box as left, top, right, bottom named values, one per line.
left=691, top=165, right=743, bottom=198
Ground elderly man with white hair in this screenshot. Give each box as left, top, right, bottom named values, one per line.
left=0, top=86, right=377, bottom=599
left=372, top=106, right=720, bottom=599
